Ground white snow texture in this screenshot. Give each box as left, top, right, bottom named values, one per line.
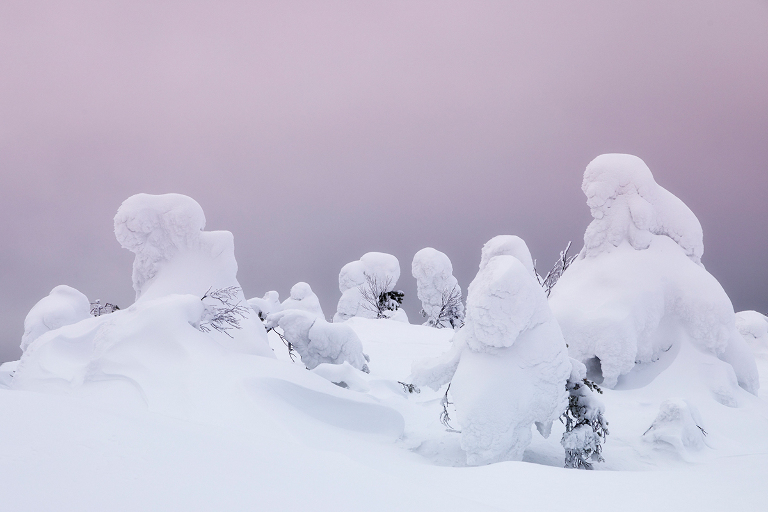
left=411, top=248, right=463, bottom=328
left=281, top=282, right=325, bottom=319
left=550, top=154, right=758, bottom=395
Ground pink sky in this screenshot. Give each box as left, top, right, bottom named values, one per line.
left=1, top=0, right=767, bottom=361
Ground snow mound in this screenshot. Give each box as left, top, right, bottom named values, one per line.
left=642, top=399, right=707, bottom=454
left=281, top=282, right=325, bottom=319
left=114, top=193, right=272, bottom=356
left=20, top=285, right=91, bottom=352
left=266, top=310, right=368, bottom=371
left=735, top=311, right=768, bottom=356
left=550, top=156, right=758, bottom=395
left=412, top=248, right=464, bottom=328
left=334, top=252, right=402, bottom=322
left=312, top=362, right=371, bottom=392
left=248, top=290, right=282, bottom=321
left=581, top=153, right=703, bottom=265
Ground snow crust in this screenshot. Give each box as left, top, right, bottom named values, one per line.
left=114, top=193, right=272, bottom=356
left=280, top=282, right=325, bottom=319
left=580, top=154, right=703, bottom=265
left=265, top=310, right=368, bottom=371
left=334, top=252, right=401, bottom=322
left=550, top=155, right=758, bottom=395
left=20, top=285, right=91, bottom=352
left=411, top=248, right=463, bottom=328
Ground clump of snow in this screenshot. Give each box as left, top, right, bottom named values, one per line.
left=20, top=285, right=91, bottom=352
left=550, top=155, right=758, bottom=395
left=735, top=311, right=768, bottom=356
left=411, top=248, right=464, bottom=328
left=114, top=193, right=272, bottom=357
left=265, top=310, right=368, bottom=371
left=334, top=252, right=402, bottom=322
left=281, top=282, right=325, bottom=319
left=479, top=235, right=536, bottom=277
left=580, top=154, right=703, bottom=265
left=248, top=291, right=282, bottom=321
left=642, top=399, right=707, bottom=453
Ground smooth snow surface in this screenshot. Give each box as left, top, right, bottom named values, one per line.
left=20, top=285, right=91, bottom=352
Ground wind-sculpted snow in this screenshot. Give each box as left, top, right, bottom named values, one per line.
left=281, top=282, right=325, bottom=319
left=411, top=248, right=463, bottom=328
left=581, top=154, right=703, bottom=265
left=266, top=309, right=368, bottom=371
left=334, top=252, right=402, bottom=322
left=20, top=285, right=91, bottom=352
left=551, top=155, right=758, bottom=396
left=114, top=193, right=272, bottom=356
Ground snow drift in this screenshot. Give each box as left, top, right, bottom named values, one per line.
left=549, top=154, right=758, bottom=396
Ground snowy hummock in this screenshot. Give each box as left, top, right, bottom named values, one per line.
left=20, top=285, right=91, bottom=352
left=114, top=193, right=272, bottom=356
left=265, top=309, right=368, bottom=371
left=280, top=282, right=325, bottom=319
left=550, top=155, right=758, bottom=396
left=334, top=252, right=402, bottom=322
left=411, top=248, right=464, bottom=328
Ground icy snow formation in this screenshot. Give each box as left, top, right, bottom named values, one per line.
left=248, top=291, right=282, bottom=321
left=550, top=154, right=758, bottom=395
left=580, top=153, right=703, bottom=265
left=334, top=252, right=402, bottom=322
left=281, top=282, right=325, bottom=319
left=114, top=193, right=272, bottom=356
left=20, top=285, right=91, bottom=352
left=266, top=310, right=368, bottom=371
left=735, top=311, right=768, bottom=356
left=412, top=248, right=463, bottom=328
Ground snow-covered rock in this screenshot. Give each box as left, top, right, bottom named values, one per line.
left=281, top=282, right=325, bottom=319
left=266, top=310, right=368, bottom=371
left=412, top=248, right=463, bottom=328
left=550, top=155, right=758, bottom=396
left=20, top=285, right=91, bottom=352
left=334, top=252, right=402, bottom=322
left=114, top=193, right=272, bottom=356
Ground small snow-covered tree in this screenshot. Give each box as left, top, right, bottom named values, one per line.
left=359, top=273, right=404, bottom=319
left=561, top=360, right=609, bottom=469
left=535, top=241, right=577, bottom=297
left=412, top=248, right=464, bottom=329
left=334, top=252, right=404, bottom=322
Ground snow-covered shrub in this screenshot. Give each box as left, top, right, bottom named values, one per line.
left=414, top=236, right=571, bottom=465
left=561, top=359, right=608, bottom=469
left=643, top=399, right=707, bottom=454
left=265, top=309, right=369, bottom=372
left=550, top=154, right=759, bottom=395
left=535, top=241, right=577, bottom=297
left=248, top=291, right=282, bottom=321
left=21, top=285, right=91, bottom=352
left=412, top=248, right=464, bottom=329
left=735, top=310, right=768, bottom=356
left=89, top=299, right=120, bottom=316
left=334, top=252, right=405, bottom=322
left=281, top=282, right=325, bottom=319
left=114, top=193, right=272, bottom=357
left=198, top=286, right=250, bottom=337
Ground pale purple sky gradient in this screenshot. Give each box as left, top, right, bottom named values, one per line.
left=1, top=1, right=767, bottom=362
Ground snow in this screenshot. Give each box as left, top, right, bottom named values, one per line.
left=550, top=155, right=758, bottom=395
left=280, top=281, right=325, bottom=319
left=736, top=310, right=768, bottom=356
left=247, top=290, right=282, bottom=320
left=411, top=247, right=464, bottom=328
left=20, top=285, right=91, bottom=352
left=265, top=309, right=368, bottom=371
left=334, top=252, right=402, bottom=322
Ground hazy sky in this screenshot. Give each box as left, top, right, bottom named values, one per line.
left=1, top=0, right=767, bottom=363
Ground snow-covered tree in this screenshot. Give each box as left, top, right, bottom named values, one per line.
left=281, top=282, right=325, bottom=319
left=248, top=291, right=282, bottom=321
left=265, top=309, right=369, bottom=372
left=334, top=252, right=407, bottom=323
left=561, top=359, right=608, bottom=469
left=21, top=285, right=91, bottom=352
left=549, top=154, right=759, bottom=395
left=412, top=248, right=464, bottom=329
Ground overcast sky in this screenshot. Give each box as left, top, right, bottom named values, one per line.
left=1, top=0, right=767, bottom=363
